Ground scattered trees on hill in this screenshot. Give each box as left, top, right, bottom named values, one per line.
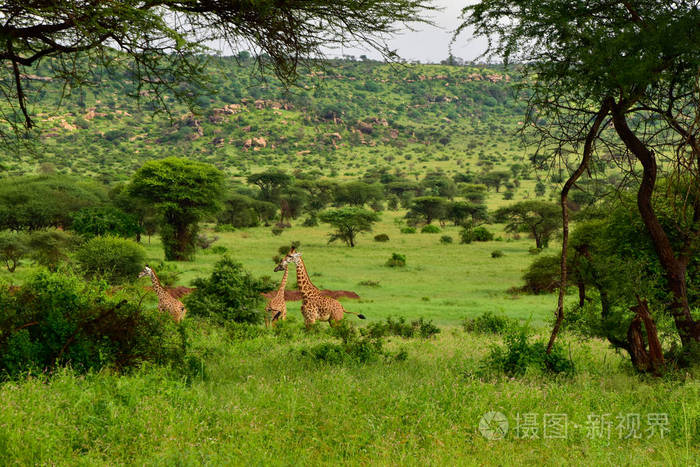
left=319, top=208, right=380, bottom=247
left=0, top=0, right=431, bottom=138
left=129, top=157, right=224, bottom=261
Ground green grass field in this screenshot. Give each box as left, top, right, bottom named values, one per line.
left=1, top=214, right=698, bottom=465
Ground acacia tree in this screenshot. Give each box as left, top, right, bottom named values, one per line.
left=129, top=157, right=224, bottom=261
left=319, top=207, right=380, bottom=247
left=461, top=0, right=700, bottom=352
left=0, top=0, right=433, bottom=140
left=495, top=201, right=560, bottom=249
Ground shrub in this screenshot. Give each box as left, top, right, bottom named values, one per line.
left=481, top=328, right=574, bottom=376
left=400, top=226, right=416, bottom=234
left=491, top=250, right=504, bottom=258
left=460, top=225, right=494, bottom=244
left=364, top=316, right=441, bottom=339
left=75, top=235, right=146, bottom=283
left=150, top=261, right=181, bottom=287
left=462, top=312, right=518, bottom=335
left=440, top=235, right=453, bottom=244
left=522, top=255, right=560, bottom=294
left=300, top=321, right=402, bottom=365
left=358, top=280, right=380, bottom=287
left=0, top=270, right=186, bottom=380
left=528, top=246, right=543, bottom=255
left=195, top=233, right=219, bottom=249
left=271, top=226, right=284, bottom=236
left=385, top=253, right=406, bottom=268
left=302, top=214, right=318, bottom=227
left=210, top=245, right=228, bottom=255
left=214, top=223, right=235, bottom=232
left=421, top=224, right=441, bottom=234
left=185, top=256, right=266, bottom=324
left=374, top=233, right=390, bottom=242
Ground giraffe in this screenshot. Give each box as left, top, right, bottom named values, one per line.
left=265, top=262, right=289, bottom=327
left=275, top=246, right=365, bottom=327
left=138, top=265, right=187, bottom=323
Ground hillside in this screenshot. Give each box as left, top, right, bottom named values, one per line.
left=1, top=57, right=527, bottom=182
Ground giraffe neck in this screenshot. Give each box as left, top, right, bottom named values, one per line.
left=149, top=272, right=167, bottom=297
left=294, top=257, right=319, bottom=297
left=275, top=267, right=289, bottom=298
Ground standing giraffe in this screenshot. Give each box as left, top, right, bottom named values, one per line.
left=275, top=246, right=365, bottom=327
left=138, top=265, right=187, bottom=323
left=266, top=262, right=289, bottom=327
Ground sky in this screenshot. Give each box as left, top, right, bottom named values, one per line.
left=205, top=0, right=488, bottom=64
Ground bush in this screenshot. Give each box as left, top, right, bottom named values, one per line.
left=271, top=226, right=284, bottom=236
left=460, top=225, right=494, bottom=244
left=528, top=246, right=543, bottom=255
left=491, top=250, right=504, bottom=258
left=421, top=224, right=441, bottom=234
left=364, top=316, right=441, bottom=339
left=462, top=312, right=518, bottom=335
left=185, top=256, right=266, bottom=324
left=374, top=233, right=390, bottom=242
left=210, top=245, right=228, bottom=255
left=385, top=253, right=406, bottom=268
left=302, top=214, right=319, bottom=227
left=481, top=328, right=574, bottom=376
left=300, top=321, right=402, bottom=365
left=75, top=235, right=145, bottom=283
left=400, top=226, right=416, bottom=234
left=521, top=255, right=560, bottom=294
left=214, top=223, right=235, bottom=232
left=440, top=235, right=453, bottom=244
left=0, top=270, right=187, bottom=380
left=195, top=233, right=219, bottom=250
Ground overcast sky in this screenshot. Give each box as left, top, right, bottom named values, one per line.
left=205, top=0, right=487, bottom=64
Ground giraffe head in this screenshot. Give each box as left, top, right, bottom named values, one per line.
left=138, top=265, right=154, bottom=279
left=274, top=246, right=301, bottom=271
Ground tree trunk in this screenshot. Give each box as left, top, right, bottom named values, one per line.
left=626, top=297, right=665, bottom=375
left=611, top=104, right=699, bottom=347
left=547, top=101, right=610, bottom=353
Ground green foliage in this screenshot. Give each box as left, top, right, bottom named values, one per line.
left=27, top=230, right=78, bottom=271
left=400, top=226, right=416, bottom=234
left=0, top=270, right=186, bottom=380
left=491, top=250, right=504, bottom=258
left=521, top=254, right=560, bottom=294
left=0, top=175, right=107, bottom=231
left=481, top=328, right=574, bottom=377
left=374, top=233, right=390, bottom=242
left=75, top=236, right=145, bottom=283
left=421, top=224, right=441, bottom=233
left=440, top=235, right=453, bottom=244
left=463, top=312, right=518, bottom=335
left=385, top=253, right=406, bottom=268
left=459, top=225, right=493, bottom=244
left=185, top=256, right=265, bottom=325
left=406, top=196, right=448, bottom=225
left=70, top=206, right=141, bottom=239
left=319, top=207, right=380, bottom=247
left=495, top=201, right=560, bottom=249
left=0, top=231, right=28, bottom=272
left=363, top=316, right=440, bottom=339
left=300, top=321, right=401, bottom=365
left=129, top=157, right=224, bottom=261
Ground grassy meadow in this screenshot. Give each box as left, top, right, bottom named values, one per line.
left=1, top=213, right=698, bottom=465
